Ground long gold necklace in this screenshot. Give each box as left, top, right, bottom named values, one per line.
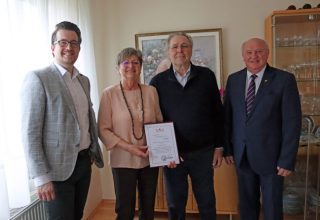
left=120, top=82, right=144, bottom=140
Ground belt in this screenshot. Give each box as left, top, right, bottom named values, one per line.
left=78, top=148, right=89, bottom=157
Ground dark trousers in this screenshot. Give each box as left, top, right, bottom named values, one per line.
left=163, top=147, right=216, bottom=220
left=112, top=166, right=159, bottom=220
left=44, top=150, right=92, bottom=220
left=236, top=152, right=284, bottom=220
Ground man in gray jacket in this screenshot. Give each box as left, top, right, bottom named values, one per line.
left=21, top=21, right=104, bottom=220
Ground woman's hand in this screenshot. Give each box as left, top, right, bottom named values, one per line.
left=117, top=140, right=148, bottom=158
left=127, top=145, right=149, bottom=158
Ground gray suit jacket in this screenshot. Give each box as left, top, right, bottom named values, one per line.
left=21, top=63, right=104, bottom=181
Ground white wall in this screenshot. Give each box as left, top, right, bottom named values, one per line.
left=89, top=0, right=319, bottom=200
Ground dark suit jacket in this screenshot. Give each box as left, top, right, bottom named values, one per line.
left=224, top=64, right=301, bottom=174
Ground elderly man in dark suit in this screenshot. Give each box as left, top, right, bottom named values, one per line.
left=224, top=37, right=301, bottom=220
left=21, top=21, right=104, bottom=220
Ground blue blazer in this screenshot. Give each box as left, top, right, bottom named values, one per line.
left=224, top=64, right=301, bottom=174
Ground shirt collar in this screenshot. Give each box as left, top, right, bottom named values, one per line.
left=246, top=65, right=266, bottom=80
left=53, top=62, right=79, bottom=79
left=173, top=65, right=191, bottom=79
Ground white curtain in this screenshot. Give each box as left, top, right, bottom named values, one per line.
left=0, top=0, right=99, bottom=218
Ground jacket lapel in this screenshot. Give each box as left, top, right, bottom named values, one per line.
left=77, top=75, right=91, bottom=102
left=238, top=71, right=247, bottom=119
left=49, top=64, right=79, bottom=123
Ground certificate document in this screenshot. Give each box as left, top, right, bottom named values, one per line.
left=145, top=122, right=180, bottom=167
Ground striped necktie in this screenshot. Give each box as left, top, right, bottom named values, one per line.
left=246, top=74, right=257, bottom=116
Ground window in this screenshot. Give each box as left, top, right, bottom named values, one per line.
left=0, top=1, right=99, bottom=218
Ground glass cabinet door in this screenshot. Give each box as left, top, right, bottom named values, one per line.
left=267, top=9, right=320, bottom=220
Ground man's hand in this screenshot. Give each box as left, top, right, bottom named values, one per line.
left=224, top=156, right=234, bottom=165
left=166, top=161, right=177, bottom=168
left=277, top=166, right=292, bottom=177
left=37, top=182, right=55, bottom=201
left=212, top=148, right=223, bottom=168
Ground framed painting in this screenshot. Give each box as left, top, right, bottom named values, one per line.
left=135, top=28, right=223, bottom=88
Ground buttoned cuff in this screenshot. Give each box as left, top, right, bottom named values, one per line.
left=34, top=174, right=52, bottom=187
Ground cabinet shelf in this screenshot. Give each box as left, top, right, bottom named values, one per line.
left=276, top=45, right=320, bottom=49
left=297, top=79, right=320, bottom=82
left=299, top=140, right=320, bottom=147
left=300, top=114, right=320, bottom=117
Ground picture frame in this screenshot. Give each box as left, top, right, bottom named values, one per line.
left=135, top=28, right=223, bottom=88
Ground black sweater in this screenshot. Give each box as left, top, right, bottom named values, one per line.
left=150, top=64, right=224, bottom=153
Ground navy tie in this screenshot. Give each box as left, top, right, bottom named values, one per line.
left=246, top=74, right=257, bottom=116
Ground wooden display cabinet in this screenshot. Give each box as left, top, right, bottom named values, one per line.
left=151, top=162, right=239, bottom=217
left=265, top=8, right=320, bottom=220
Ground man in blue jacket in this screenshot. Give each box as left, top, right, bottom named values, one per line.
left=224, top=38, right=301, bottom=220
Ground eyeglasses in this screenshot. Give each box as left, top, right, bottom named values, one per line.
left=244, top=49, right=266, bottom=56
left=54, top=40, right=80, bottom=48
left=121, top=60, right=140, bottom=67
left=169, top=43, right=190, bottom=50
